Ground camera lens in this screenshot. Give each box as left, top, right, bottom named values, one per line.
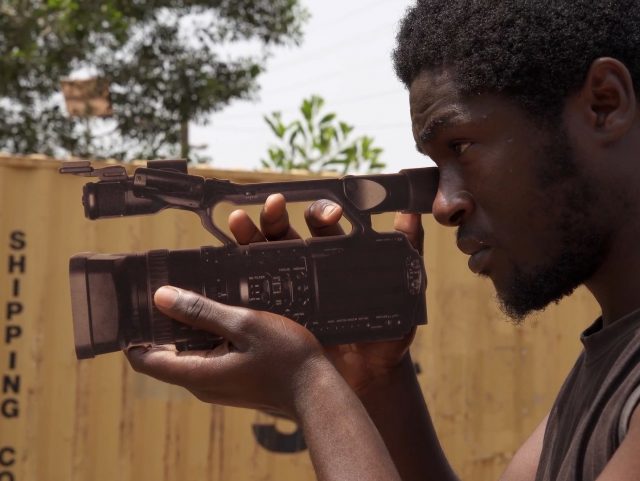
left=70, top=254, right=127, bottom=358
left=69, top=250, right=216, bottom=359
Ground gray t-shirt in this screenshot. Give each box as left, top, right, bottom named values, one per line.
left=536, top=309, right=640, bottom=481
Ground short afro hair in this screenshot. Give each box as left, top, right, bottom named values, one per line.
left=393, top=0, right=640, bottom=119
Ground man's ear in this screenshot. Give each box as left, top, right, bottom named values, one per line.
left=578, top=57, right=637, bottom=144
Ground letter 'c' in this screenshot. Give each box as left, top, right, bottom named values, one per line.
left=0, top=447, right=15, bottom=466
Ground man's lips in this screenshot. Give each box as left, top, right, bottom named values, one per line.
left=456, top=237, right=492, bottom=274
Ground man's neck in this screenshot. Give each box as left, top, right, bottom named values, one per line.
left=586, top=221, right=640, bottom=326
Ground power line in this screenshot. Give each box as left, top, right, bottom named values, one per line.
left=267, top=20, right=396, bottom=72
left=260, top=53, right=383, bottom=97
left=205, top=119, right=410, bottom=136
left=359, top=122, right=410, bottom=131
left=313, top=0, right=392, bottom=29
left=335, top=88, right=403, bottom=106
left=216, top=87, right=405, bottom=121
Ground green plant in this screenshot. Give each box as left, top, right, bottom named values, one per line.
left=262, top=95, right=385, bottom=174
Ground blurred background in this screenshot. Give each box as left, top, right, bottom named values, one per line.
left=0, top=0, right=425, bottom=174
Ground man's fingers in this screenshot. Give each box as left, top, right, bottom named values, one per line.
left=230, top=195, right=344, bottom=242
left=229, top=209, right=266, bottom=244
left=126, top=345, right=227, bottom=386
left=260, top=194, right=300, bottom=241
left=154, top=287, right=250, bottom=348
left=393, top=212, right=424, bottom=254
left=305, top=200, right=345, bottom=237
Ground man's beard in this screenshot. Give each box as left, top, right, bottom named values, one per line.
left=496, top=127, right=610, bottom=323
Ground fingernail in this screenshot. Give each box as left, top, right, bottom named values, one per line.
left=322, top=203, right=336, bottom=216
left=155, top=286, right=180, bottom=308
left=125, top=345, right=149, bottom=355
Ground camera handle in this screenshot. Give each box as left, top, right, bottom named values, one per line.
left=60, top=160, right=438, bottom=247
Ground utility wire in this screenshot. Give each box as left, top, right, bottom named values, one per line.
left=217, top=87, right=404, bottom=121
left=313, top=0, right=393, bottom=29
left=260, top=53, right=383, bottom=97
left=207, top=121, right=408, bottom=133
left=267, top=20, right=396, bottom=72
left=206, top=119, right=410, bottom=136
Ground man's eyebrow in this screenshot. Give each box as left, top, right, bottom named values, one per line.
left=418, top=112, right=460, bottom=144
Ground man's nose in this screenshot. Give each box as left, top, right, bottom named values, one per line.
left=432, top=186, right=475, bottom=227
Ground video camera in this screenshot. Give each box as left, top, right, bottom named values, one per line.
left=61, top=160, right=438, bottom=359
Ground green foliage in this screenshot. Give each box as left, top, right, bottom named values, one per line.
left=0, top=0, right=308, bottom=161
left=262, top=95, right=385, bottom=175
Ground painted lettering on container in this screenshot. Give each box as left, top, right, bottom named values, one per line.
left=2, top=231, right=26, bottom=481
left=0, top=445, right=15, bottom=480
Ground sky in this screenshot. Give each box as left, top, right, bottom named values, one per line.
left=191, top=0, right=430, bottom=174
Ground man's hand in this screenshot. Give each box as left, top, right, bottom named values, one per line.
left=228, top=193, right=425, bottom=395
left=126, top=285, right=329, bottom=418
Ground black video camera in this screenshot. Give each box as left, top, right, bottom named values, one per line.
left=61, top=160, right=438, bottom=359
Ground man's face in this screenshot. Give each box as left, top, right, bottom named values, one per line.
left=410, top=69, right=611, bottom=321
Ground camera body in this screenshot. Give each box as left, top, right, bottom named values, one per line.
left=61, top=160, right=438, bottom=359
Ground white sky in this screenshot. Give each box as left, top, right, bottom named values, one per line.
left=191, top=0, right=430, bottom=173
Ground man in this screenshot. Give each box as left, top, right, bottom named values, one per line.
left=127, top=1, right=640, bottom=480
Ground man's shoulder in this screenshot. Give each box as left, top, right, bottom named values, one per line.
left=536, top=310, right=640, bottom=481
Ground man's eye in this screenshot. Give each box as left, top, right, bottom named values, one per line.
left=450, top=141, right=472, bottom=156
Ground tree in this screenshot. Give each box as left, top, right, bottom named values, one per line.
left=262, top=95, right=386, bottom=175
left=0, top=0, right=308, bottom=161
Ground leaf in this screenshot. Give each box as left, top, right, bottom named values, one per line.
left=294, top=144, right=310, bottom=162
left=319, top=113, right=336, bottom=125
left=290, top=120, right=307, bottom=141
left=264, top=113, right=286, bottom=139
left=301, top=98, right=313, bottom=122
left=339, top=121, right=354, bottom=138
left=310, top=95, right=324, bottom=113
left=323, top=159, right=347, bottom=165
